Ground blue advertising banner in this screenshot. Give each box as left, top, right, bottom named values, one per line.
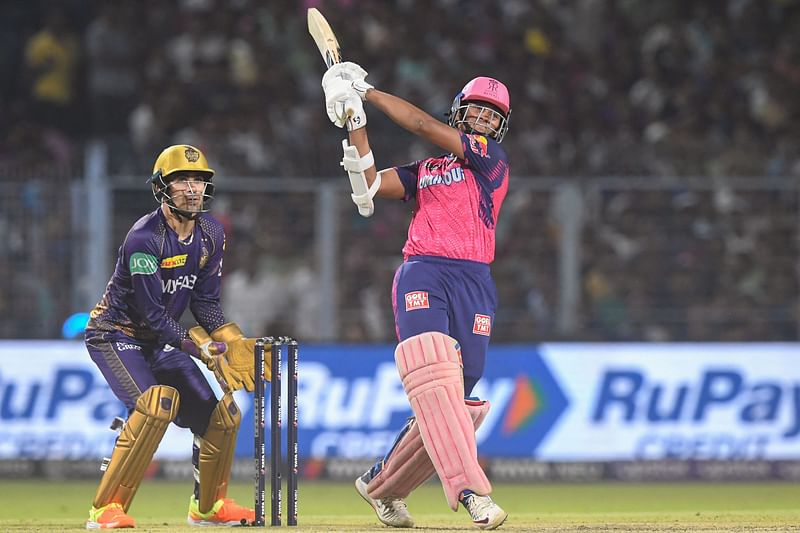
left=1, top=341, right=798, bottom=461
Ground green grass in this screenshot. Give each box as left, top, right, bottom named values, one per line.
left=1, top=480, right=799, bottom=531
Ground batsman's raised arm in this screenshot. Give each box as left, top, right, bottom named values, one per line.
left=346, top=126, right=405, bottom=200
left=362, top=89, right=465, bottom=160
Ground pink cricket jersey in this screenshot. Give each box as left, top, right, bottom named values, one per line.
left=394, top=132, right=509, bottom=264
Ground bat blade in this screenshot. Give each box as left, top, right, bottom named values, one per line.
left=307, top=8, right=342, bottom=68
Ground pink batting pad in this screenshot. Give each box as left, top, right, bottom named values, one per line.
left=367, top=400, right=490, bottom=500
left=393, top=332, right=492, bottom=510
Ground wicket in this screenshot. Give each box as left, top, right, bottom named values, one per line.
left=254, top=337, right=299, bottom=527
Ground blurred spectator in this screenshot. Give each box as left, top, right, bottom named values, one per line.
left=85, top=1, right=141, bottom=136
left=22, top=6, right=79, bottom=135
left=221, top=244, right=286, bottom=337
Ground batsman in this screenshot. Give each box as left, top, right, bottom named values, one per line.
left=83, top=144, right=267, bottom=529
left=321, top=61, right=512, bottom=529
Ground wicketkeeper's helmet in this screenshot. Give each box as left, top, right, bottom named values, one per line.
left=447, top=77, right=512, bottom=142
left=149, top=145, right=215, bottom=219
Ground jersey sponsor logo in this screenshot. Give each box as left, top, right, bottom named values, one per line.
left=418, top=167, right=465, bottom=191
left=161, top=274, right=197, bottom=294
left=468, top=135, right=490, bottom=158
left=473, top=313, right=492, bottom=336
left=404, top=291, right=429, bottom=311
left=130, top=252, right=158, bottom=275
left=160, top=254, right=188, bottom=269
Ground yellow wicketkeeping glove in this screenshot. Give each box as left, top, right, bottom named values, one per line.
left=210, top=322, right=271, bottom=388
left=187, top=326, right=246, bottom=392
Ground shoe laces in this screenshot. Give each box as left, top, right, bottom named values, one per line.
left=464, top=494, right=493, bottom=517
left=379, top=496, right=409, bottom=515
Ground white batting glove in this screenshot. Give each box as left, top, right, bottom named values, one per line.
left=326, top=82, right=367, bottom=130
left=324, top=77, right=352, bottom=127
left=344, top=96, right=367, bottom=131
left=322, top=61, right=374, bottom=101
left=350, top=79, right=374, bottom=101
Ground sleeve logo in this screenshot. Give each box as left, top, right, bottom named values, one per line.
left=468, top=135, right=490, bottom=158
left=473, top=313, right=492, bottom=336
left=405, top=291, right=430, bottom=311
left=130, top=252, right=158, bottom=275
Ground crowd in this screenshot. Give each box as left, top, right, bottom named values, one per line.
left=0, top=0, right=797, bottom=341
left=2, top=0, right=800, bottom=178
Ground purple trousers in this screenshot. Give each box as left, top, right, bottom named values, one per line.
left=85, top=329, right=217, bottom=436
left=391, top=255, right=497, bottom=396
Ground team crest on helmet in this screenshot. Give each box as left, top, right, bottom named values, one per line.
left=486, top=79, right=499, bottom=94
left=184, top=146, right=200, bottom=163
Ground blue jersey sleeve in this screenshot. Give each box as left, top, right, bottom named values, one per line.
left=393, top=160, right=422, bottom=201
left=190, top=217, right=226, bottom=333
left=460, top=133, right=509, bottom=188
left=124, top=231, right=187, bottom=346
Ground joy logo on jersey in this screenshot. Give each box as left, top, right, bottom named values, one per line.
left=129, top=252, right=158, bottom=276
left=405, top=291, right=429, bottom=311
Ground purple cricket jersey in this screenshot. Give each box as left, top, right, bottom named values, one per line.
left=87, top=208, right=226, bottom=346
left=84, top=207, right=226, bottom=432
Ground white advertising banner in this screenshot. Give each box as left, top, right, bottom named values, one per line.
left=538, top=343, right=800, bottom=460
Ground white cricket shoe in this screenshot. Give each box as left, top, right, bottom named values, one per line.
left=460, top=492, right=508, bottom=530
left=355, top=474, right=415, bottom=528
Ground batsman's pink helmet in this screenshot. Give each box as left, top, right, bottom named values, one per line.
left=460, top=76, right=510, bottom=115
left=448, top=76, right=512, bottom=142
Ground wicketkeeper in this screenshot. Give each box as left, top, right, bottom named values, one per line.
left=83, top=144, right=268, bottom=529
left=322, top=63, right=512, bottom=530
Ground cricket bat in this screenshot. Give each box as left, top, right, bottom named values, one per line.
left=307, top=8, right=342, bottom=68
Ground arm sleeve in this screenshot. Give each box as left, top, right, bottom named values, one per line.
left=393, top=160, right=422, bottom=202
left=125, top=236, right=188, bottom=346
left=460, top=133, right=509, bottom=188
left=190, top=228, right=226, bottom=333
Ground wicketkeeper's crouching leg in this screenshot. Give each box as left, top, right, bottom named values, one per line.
left=87, top=385, right=180, bottom=529
left=187, top=392, right=254, bottom=526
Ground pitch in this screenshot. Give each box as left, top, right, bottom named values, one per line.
left=1, top=480, right=798, bottom=531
